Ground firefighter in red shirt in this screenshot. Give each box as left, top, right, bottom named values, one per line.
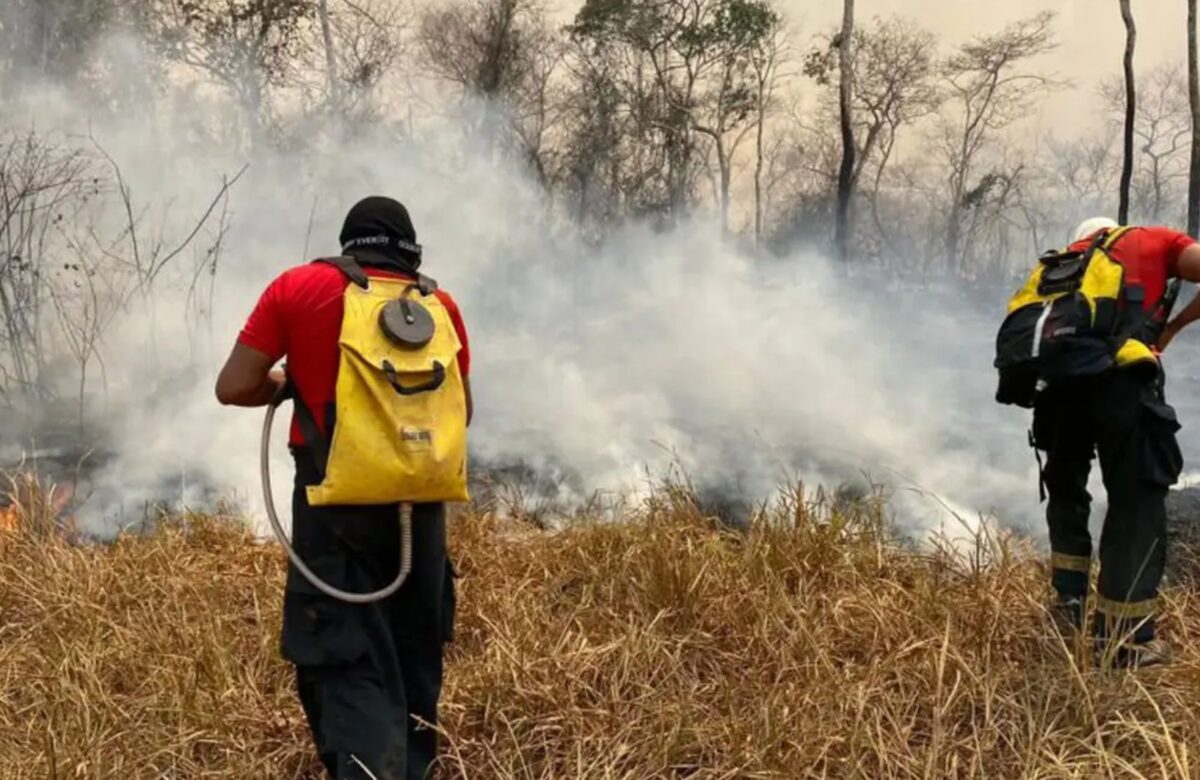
left=216, top=197, right=471, bottom=779
left=1033, top=217, right=1200, bottom=668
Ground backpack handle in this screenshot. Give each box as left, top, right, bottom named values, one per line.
left=381, top=359, right=446, bottom=395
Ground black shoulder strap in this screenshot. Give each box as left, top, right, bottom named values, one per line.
left=1161, top=278, right=1182, bottom=321
left=416, top=274, right=438, bottom=296
left=1083, top=227, right=1113, bottom=259
left=294, top=395, right=330, bottom=480
left=318, top=255, right=438, bottom=296
left=1134, top=277, right=1182, bottom=347
left=1097, top=226, right=1135, bottom=258
left=1039, top=228, right=1111, bottom=267
left=276, top=368, right=331, bottom=479
left=316, top=255, right=370, bottom=289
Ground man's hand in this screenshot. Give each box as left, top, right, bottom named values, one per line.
left=1160, top=292, right=1200, bottom=355
left=1157, top=320, right=1182, bottom=353
left=1158, top=243, right=1200, bottom=353
left=267, top=367, right=288, bottom=404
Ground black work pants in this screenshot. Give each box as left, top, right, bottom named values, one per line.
left=1033, top=368, right=1183, bottom=642
left=282, top=451, right=456, bottom=780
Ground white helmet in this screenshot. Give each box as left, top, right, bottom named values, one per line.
left=1072, top=216, right=1119, bottom=243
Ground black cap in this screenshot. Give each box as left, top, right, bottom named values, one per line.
left=338, top=196, right=422, bottom=271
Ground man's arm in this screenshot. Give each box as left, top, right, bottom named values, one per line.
left=215, top=343, right=285, bottom=407
left=1158, top=243, right=1200, bottom=351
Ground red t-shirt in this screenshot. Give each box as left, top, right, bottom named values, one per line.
left=238, top=262, right=470, bottom=445
left=1070, top=226, right=1195, bottom=311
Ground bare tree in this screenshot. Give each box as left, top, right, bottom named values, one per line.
left=1119, top=0, right=1136, bottom=224
left=1189, top=0, right=1200, bottom=236
left=936, top=12, right=1056, bottom=271
left=316, top=0, right=340, bottom=107
left=184, top=193, right=232, bottom=361
left=806, top=16, right=941, bottom=243
left=0, top=132, right=95, bottom=399
left=419, top=0, right=529, bottom=99
left=142, top=0, right=316, bottom=145
left=419, top=0, right=565, bottom=180
left=762, top=102, right=845, bottom=249
left=92, top=143, right=247, bottom=303
left=0, top=0, right=169, bottom=116
left=750, top=21, right=790, bottom=247
left=0, top=128, right=239, bottom=417
left=507, top=15, right=568, bottom=189
left=0, top=0, right=120, bottom=87
left=1102, top=65, right=1190, bottom=223
left=958, top=158, right=1026, bottom=278
left=48, top=238, right=124, bottom=431
left=557, top=42, right=626, bottom=231
left=569, top=0, right=782, bottom=224
left=690, top=2, right=783, bottom=234
left=856, top=19, right=940, bottom=245
left=338, top=0, right=406, bottom=102
left=1042, top=129, right=1120, bottom=238
left=834, top=0, right=855, bottom=262
left=293, top=0, right=407, bottom=121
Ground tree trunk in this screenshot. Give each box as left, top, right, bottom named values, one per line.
left=751, top=30, right=781, bottom=251
left=238, top=70, right=266, bottom=150
left=1152, top=155, right=1164, bottom=222
left=1189, top=0, right=1200, bottom=236
left=946, top=200, right=963, bottom=274
left=317, top=0, right=340, bottom=109
left=77, top=356, right=88, bottom=435
left=717, top=137, right=732, bottom=236
left=754, top=79, right=767, bottom=249
left=835, top=0, right=856, bottom=263
left=869, top=125, right=898, bottom=241
left=0, top=282, right=29, bottom=395
left=1119, top=0, right=1137, bottom=224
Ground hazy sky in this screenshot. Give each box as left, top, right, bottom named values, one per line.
left=556, top=1, right=1189, bottom=118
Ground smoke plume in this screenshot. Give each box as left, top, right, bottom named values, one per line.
left=2, top=33, right=1145, bottom=542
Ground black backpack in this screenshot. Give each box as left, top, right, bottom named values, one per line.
left=993, top=227, right=1176, bottom=408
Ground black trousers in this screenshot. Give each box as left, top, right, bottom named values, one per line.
left=282, top=451, right=456, bottom=780
left=1033, top=368, right=1183, bottom=642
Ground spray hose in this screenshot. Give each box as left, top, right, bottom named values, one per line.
left=261, top=401, right=412, bottom=604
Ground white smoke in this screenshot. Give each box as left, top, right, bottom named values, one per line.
left=0, top=38, right=1048, bottom=541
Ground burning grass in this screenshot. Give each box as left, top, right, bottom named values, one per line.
left=2, top=483, right=1200, bottom=778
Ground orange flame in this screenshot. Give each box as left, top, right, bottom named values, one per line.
left=0, top=505, right=18, bottom=533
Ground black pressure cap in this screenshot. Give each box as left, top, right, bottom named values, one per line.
left=339, top=196, right=423, bottom=270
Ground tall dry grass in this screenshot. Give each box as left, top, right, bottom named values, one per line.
left=1, top=479, right=1199, bottom=778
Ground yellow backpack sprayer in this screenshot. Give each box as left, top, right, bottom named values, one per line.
left=260, top=256, right=469, bottom=604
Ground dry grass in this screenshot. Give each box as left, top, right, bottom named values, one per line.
left=2, top=480, right=1200, bottom=779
